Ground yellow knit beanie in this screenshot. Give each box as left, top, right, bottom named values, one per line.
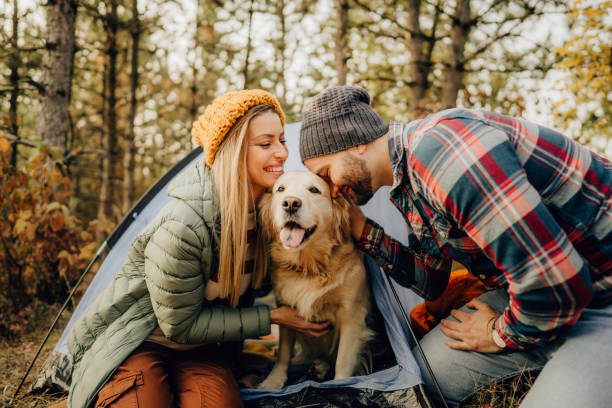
left=191, top=89, right=286, bottom=167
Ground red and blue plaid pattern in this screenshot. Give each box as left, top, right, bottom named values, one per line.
left=359, top=108, right=612, bottom=349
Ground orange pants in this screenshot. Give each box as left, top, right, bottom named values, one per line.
left=93, top=342, right=243, bottom=408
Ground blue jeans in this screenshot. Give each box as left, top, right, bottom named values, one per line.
left=413, top=288, right=612, bottom=407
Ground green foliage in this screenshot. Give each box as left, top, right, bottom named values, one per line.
left=349, top=0, right=564, bottom=120
left=0, top=1, right=45, bottom=141
left=0, top=135, right=97, bottom=338
left=2, top=1, right=572, bottom=228
left=553, top=0, right=612, bottom=150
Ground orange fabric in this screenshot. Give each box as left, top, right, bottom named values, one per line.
left=48, top=399, right=67, bottom=408
left=409, top=268, right=488, bottom=338
left=243, top=341, right=276, bottom=360
left=94, top=342, right=243, bottom=408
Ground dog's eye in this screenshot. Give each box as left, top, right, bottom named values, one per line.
left=277, top=186, right=285, bottom=192
left=308, top=186, right=321, bottom=194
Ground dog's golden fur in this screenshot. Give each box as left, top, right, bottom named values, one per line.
left=257, top=171, right=374, bottom=390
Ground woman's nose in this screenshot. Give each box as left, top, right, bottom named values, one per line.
left=275, top=144, right=289, bottom=159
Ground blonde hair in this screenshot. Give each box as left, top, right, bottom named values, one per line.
left=211, top=104, right=276, bottom=306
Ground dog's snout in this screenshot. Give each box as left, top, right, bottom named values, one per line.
left=282, top=196, right=302, bottom=214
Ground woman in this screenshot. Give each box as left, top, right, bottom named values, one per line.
left=66, top=90, right=330, bottom=408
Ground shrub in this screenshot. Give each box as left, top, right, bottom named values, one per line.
left=0, top=136, right=97, bottom=338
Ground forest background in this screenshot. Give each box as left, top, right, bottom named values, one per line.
left=0, top=0, right=611, bottom=405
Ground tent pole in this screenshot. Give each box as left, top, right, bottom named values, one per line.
left=384, top=272, right=449, bottom=408
left=13, top=241, right=108, bottom=400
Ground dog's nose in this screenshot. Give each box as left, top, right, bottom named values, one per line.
left=282, top=196, right=302, bottom=214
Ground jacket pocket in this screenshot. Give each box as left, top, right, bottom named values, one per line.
left=432, top=218, right=451, bottom=240
left=95, top=368, right=143, bottom=408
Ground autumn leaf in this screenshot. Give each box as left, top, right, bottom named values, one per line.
left=68, top=196, right=79, bottom=211
left=18, top=210, right=32, bottom=219
left=45, top=202, right=63, bottom=213
left=14, top=219, right=29, bottom=235
left=30, top=154, right=43, bottom=166
left=47, top=166, right=64, bottom=188
left=50, top=213, right=65, bottom=232
left=25, top=222, right=37, bottom=240
left=54, top=188, right=73, bottom=202
left=65, top=215, right=75, bottom=229
left=0, top=137, right=11, bottom=154
left=79, top=241, right=98, bottom=260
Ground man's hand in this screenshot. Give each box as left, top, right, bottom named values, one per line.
left=269, top=306, right=331, bottom=337
left=440, top=298, right=504, bottom=353
left=340, top=186, right=366, bottom=240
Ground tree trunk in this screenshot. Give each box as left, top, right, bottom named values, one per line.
left=190, top=0, right=204, bottom=124
left=441, top=0, right=471, bottom=109
left=9, top=0, right=19, bottom=166
left=123, top=0, right=140, bottom=214
left=98, top=0, right=119, bottom=225
left=275, top=0, right=288, bottom=107
left=189, top=66, right=199, bottom=125
left=335, top=0, right=349, bottom=86
left=38, top=0, right=77, bottom=150
left=243, top=0, right=254, bottom=89
left=406, top=0, right=428, bottom=116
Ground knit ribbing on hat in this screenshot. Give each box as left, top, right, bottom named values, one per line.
left=299, top=86, right=387, bottom=161
left=191, top=89, right=285, bottom=167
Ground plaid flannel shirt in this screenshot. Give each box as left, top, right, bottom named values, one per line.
left=359, top=108, right=612, bottom=349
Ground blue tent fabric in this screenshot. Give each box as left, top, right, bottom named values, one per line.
left=241, top=256, right=424, bottom=401
left=32, top=123, right=429, bottom=406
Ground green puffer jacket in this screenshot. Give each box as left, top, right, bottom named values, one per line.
left=66, top=161, right=272, bottom=408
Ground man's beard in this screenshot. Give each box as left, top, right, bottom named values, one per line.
left=341, top=153, right=373, bottom=205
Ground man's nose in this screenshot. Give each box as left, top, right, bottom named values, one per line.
left=330, top=185, right=341, bottom=198
left=282, top=196, right=302, bottom=215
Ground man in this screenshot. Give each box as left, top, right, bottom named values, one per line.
left=299, top=85, right=612, bottom=407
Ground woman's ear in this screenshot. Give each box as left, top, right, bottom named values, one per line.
left=332, top=195, right=351, bottom=243
left=257, top=192, right=274, bottom=242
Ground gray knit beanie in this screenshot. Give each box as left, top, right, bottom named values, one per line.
left=299, top=86, right=388, bottom=160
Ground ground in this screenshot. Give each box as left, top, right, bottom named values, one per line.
left=0, top=301, right=530, bottom=408
left=0, top=303, right=68, bottom=408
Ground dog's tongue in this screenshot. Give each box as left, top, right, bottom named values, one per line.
left=280, top=227, right=305, bottom=248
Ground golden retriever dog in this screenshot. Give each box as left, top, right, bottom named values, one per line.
left=257, top=171, right=374, bottom=390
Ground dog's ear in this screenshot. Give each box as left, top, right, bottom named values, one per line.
left=257, top=192, right=275, bottom=242
left=332, top=195, right=351, bottom=243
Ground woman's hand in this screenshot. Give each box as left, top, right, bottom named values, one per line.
left=269, top=306, right=331, bottom=337
left=440, top=298, right=504, bottom=353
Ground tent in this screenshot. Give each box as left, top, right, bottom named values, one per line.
left=29, top=123, right=434, bottom=407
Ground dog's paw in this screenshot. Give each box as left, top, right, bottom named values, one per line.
left=310, top=358, right=331, bottom=381
left=257, top=373, right=287, bottom=390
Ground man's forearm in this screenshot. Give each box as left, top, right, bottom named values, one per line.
left=356, top=218, right=451, bottom=299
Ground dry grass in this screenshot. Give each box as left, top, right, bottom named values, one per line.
left=460, top=369, right=536, bottom=408
left=0, top=303, right=69, bottom=408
